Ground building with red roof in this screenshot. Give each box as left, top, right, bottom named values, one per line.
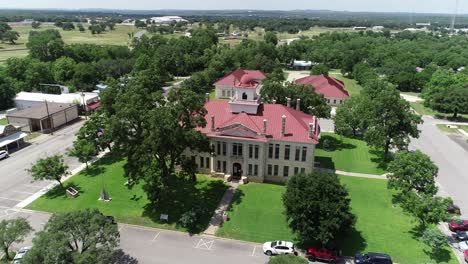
left=295, top=75, right=350, bottom=106
left=214, top=69, right=267, bottom=99
left=189, top=82, right=320, bottom=183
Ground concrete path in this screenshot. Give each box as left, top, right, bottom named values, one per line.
left=314, top=167, right=387, bottom=180
left=400, top=93, right=423, bottom=102
left=204, top=181, right=239, bottom=235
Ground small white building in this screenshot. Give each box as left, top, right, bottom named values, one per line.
left=149, top=16, right=188, bottom=25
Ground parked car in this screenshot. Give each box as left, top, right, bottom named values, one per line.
left=262, top=241, right=295, bottom=256
left=456, top=231, right=468, bottom=241
left=13, top=246, right=31, bottom=264
left=447, top=203, right=461, bottom=215
left=459, top=241, right=468, bottom=251
left=355, top=252, right=392, bottom=264
left=449, top=220, right=468, bottom=232
left=464, top=250, right=468, bottom=263
left=307, top=246, right=339, bottom=262
left=0, top=150, right=9, bottom=160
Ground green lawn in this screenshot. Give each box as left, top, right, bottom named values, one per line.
left=217, top=177, right=457, bottom=264
left=411, top=102, right=468, bottom=120
left=27, top=154, right=228, bottom=233
left=0, top=119, right=7, bottom=125
left=329, top=73, right=363, bottom=97
left=315, top=133, right=388, bottom=175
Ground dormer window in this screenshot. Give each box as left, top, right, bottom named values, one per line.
left=242, top=92, right=248, bottom=100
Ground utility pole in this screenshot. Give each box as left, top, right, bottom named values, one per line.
left=44, top=99, right=54, bottom=135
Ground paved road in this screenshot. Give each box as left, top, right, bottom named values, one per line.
left=0, top=120, right=84, bottom=213
left=410, top=116, right=468, bottom=218
left=1, top=210, right=270, bottom=264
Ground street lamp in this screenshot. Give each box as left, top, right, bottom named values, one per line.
left=81, top=91, right=88, bottom=120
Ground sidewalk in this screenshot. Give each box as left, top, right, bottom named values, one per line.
left=314, top=167, right=387, bottom=180
left=204, top=181, right=239, bottom=235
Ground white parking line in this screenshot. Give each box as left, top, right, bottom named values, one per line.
left=194, top=238, right=214, bottom=250
left=151, top=232, right=161, bottom=242
left=0, top=197, right=21, bottom=202
left=251, top=246, right=257, bottom=256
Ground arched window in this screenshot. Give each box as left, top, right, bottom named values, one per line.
left=242, top=92, right=248, bottom=100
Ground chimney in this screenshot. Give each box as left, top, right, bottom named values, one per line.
left=296, top=99, right=301, bottom=111
left=272, top=99, right=277, bottom=104
left=205, top=93, right=210, bottom=103
left=211, top=115, right=215, bottom=132
left=281, top=115, right=287, bottom=137
left=308, top=119, right=315, bottom=139
left=286, top=97, right=291, bottom=108
left=262, top=119, right=267, bottom=136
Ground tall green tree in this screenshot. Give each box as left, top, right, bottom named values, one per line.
left=23, top=209, right=120, bottom=264
left=419, top=228, right=450, bottom=260
left=31, top=21, right=41, bottom=29
left=52, top=57, right=76, bottom=84
left=68, top=139, right=96, bottom=169
left=27, top=155, right=70, bottom=188
left=311, top=64, right=330, bottom=76
left=27, top=29, right=65, bottom=61
left=264, top=31, right=278, bottom=46
left=3, top=31, right=19, bottom=44
left=0, top=218, right=33, bottom=260
left=102, top=82, right=210, bottom=203
left=361, top=80, right=422, bottom=159
left=334, top=96, right=365, bottom=136
left=283, top=172, right=355, bottom=245
left=388, top=150, right=450, bottom=229
left=0, top=74, right=16, bottom=111
left=388, top=150, right=439, bottom=196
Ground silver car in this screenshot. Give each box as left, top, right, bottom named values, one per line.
left=0, top=150, right=9, bottom=160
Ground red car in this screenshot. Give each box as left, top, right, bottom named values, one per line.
left=307, top=247, right=339, bottom=262
left=449, top=220, right=468, bottom=232
left=464, top=250, right=468, bottom=263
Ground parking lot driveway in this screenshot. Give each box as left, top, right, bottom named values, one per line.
left=119, top=224, right=269, bottom=264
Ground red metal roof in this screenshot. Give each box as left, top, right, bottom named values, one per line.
left=214, top=69, right=267, bottom=89
left=87, top=101, right=100, bottom=110
left=198, top=100, right=320, bottom=144
left=295, top=75, right=350, bottom=99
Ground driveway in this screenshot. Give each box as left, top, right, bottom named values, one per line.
left=2, top=209, right=270, bottom=264
left=0, top=120, right=84, bottom=213
left=409, top=116, right=468, bottom=218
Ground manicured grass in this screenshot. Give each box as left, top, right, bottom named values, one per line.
left=217, top=183, right=294, bottom=243
left=411, top=102, right=468, bottom=120
left=329, top=73, right=363, bottom=97
left=0, top=118, right=8, bottom=125
left=436, top=124, right=460, bottom=134
left=315, top=132, right=388, bottom=175
left=217, top=177, right=457, bottom=264
left=27, top=154, right=228, bottom=233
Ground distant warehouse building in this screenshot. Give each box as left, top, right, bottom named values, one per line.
left=6, top=103, right=79, bottom=133
left=14, top=92, right=100, bottom=113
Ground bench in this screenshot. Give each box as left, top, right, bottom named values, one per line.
left=66, top=187, right=79, bottom=198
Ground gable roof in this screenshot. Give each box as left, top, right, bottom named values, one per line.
left=199, top=100, right=319, bottom=144
left=295, top=75, right=350, bottom=99
left=213, top=69, right=267, bottom=89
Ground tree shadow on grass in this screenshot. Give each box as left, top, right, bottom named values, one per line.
left=225, top=188, right=245, bottom=212
left=44, top=182, right=84, bottom=199
left=423, top=248, right=452, bottom=264
left=435, top=114, right=468, bottom=123
left=369, top=149, right=390, bottom=172
left=335, top=226, right=367, bottom=256
left=111, top=249, right=139, bottom=264
left=82, top=153, right=125, bottom=178
left=317, top=135, right=357, bottom=152
left=314, top=156, right=335, bottom=170
left=142, top=177, right=228, bottom=234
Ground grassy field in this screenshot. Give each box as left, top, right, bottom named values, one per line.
left=315, top=133, right=388, bottom=175
left=411, top=102, right=468, bottom=120
left=0, top=119, right=7, bottom=125
left=0, top=24, right=139, bottom=62
left=329, top=73, right=363, bottom=97
left=27, top=154, right=228, bottom=233
left=217, top=176, right=457, bottom=264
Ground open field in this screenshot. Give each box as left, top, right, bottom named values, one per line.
left=410, top=102, right=468, bottom=120
left=217, top=176, right=457, bottom=264
left=0, top=24, right=139, bottom=62
left=27, top=154, right=228, bottom=233
left=315, top=132, right=388, bottom=175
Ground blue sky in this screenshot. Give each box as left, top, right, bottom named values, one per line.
left=0, top=0, right=466, bottom=14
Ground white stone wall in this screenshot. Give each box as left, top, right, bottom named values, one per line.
left=325, top=97, right=346, bottom=106
left=215, top=85, right=236, bottom=99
